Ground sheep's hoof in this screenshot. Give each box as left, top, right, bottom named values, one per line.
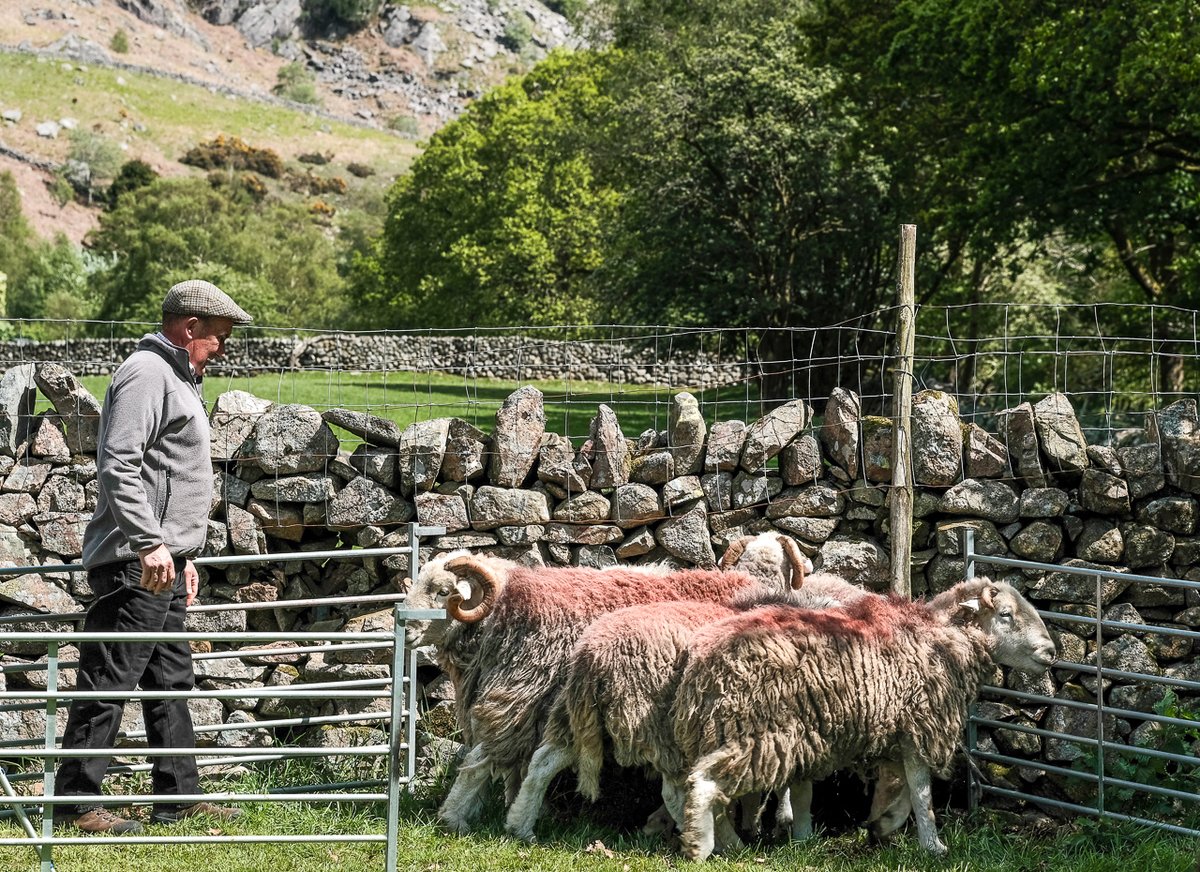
left=921, top=838, right=948, bottom=856
left=437, top=814, right=472, bottom=835
left=507, top=827, right=537, bottom=844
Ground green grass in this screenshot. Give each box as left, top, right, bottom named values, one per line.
left=76, top=370, right=769, bottom=443
left=0, top=53, right=419, bottom=178
left=0, top=800, right=1195, bottom=872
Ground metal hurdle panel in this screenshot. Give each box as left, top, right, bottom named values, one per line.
left=0, top=522, right=446, bottom=872
left=963, top=529, right=1200, bottom=837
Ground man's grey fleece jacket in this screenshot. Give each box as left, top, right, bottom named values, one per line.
left=82, top=333, right=212, bottom=569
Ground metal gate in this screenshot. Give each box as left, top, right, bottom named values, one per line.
left=963, top=529, right=1200, bottom=836
left=0, top=521, right=446, bottom=872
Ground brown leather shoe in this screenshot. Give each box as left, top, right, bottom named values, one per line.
left=58, top=808, right=144, bottom=835
left=150, top=801, right=244, bottom=825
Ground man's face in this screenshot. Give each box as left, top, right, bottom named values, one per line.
left=185, top=316, right=235, bottom=376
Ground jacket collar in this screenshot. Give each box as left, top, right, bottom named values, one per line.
left=138, top=332, right=198, bottom=385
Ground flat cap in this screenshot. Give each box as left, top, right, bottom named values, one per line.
left=162, top=279, right=252, bottom=325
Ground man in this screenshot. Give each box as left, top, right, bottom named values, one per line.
left=55, top=280, right=252, bottom=834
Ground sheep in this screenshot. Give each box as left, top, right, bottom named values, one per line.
left=720, top=532, right=921, bottom=843
left=675, top=577, right=1057, bottom=860
left=719, top=531, right=815, bottom=591
left=505, top=579, right=889, bottom=847
left=403, top=551, right=772, bottom=833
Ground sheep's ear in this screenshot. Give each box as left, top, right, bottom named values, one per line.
left=455, top=580, right=474, bottom=601
left=960, top=598, right=981, bottom=612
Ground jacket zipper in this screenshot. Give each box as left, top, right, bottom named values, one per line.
left=161, top=468, right=172, bottom=523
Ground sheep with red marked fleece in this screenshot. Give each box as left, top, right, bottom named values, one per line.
left=721, top=531, right=898, bottom=840
left=504, top=581, right=906, bottom=847
left=403, top=552, right=773, bottom=834
left=675, top=577, right=1056, bottom=859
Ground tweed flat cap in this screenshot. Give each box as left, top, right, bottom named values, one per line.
left=162, top=279, right=252, bottom=325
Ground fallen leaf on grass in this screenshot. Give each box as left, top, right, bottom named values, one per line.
left=585, top=839, right=615, bottom=858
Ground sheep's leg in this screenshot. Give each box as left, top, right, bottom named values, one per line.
left=713, top=803, right=745, bottom=855
left=504, top=742, right=575, bottom=842
left=438, top=742, right=494, bottom=834
left=772, top=787, right=793, bottom=840
left=867, top=760, right=912, bottom=842
left=901, top=755, right=946, bottom=855
left=660, top=780, right=686, bottom=832
left=784, top=778, right=814, bottom=841
left=682, top=760, right=725, bottom=861
left=735, top=793, right=761, bottom=840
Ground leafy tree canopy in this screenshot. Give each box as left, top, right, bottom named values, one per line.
left=809, top=0, right=1200, bottom=306
left=601, top=17, right=892, bottom=331
left=357, top=50, right=621, bottom=329
left=89, top=177, right=348, bottom=330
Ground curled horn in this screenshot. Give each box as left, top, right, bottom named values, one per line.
left=719, top=536, right=754, bottom=570
left=777, top=535, right=808, bottom=590
left=443, top=556, right=501, bottom=623
left=979, top=582, right=997, bottom=612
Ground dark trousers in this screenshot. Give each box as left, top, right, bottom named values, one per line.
left=56, top=558, right=199, bottom=816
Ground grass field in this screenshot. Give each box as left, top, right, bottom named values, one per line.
left=75, top=369, right=770, bottom=443
left=0, top=798, right=1195, bottom=872
left=0, top=52, right=419, bottom=180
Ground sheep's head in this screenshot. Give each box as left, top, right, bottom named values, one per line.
left=403, top=550, right=508, bottom=647
left=941, top=578, right=1057, bottom=674
left=719, top=532, right=812, bottom=591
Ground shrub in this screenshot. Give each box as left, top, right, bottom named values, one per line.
left=107, top=159, right=159, bottom=208
left=109, top=29, right=130, bottom=54
left=287, top=170, right=347, bottom=196
left=297, top=151, right=333, bottom=165
left=501, top=16, right=535, bottom=55
left=304, top=0, right=376, bottom=30
left=274, top=62, right=320, bottom=105
left=48, top=170, right=76, bottom=206
left=181, top=135, right=285, bottom=179
left=387, top=114, right=420, bottom=137
left=310, top=199, right=337, bottom=221
left=65, top=129, right=122, bottom=204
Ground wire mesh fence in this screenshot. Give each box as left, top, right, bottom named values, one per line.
left=3, top=301, right=1197, bottom=442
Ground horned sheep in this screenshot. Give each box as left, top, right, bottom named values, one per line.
left=504, top=578, right=902, bottom=847
left=403, top=549, right=780, bottom=833
left=676, top=577, right=1057, bottom=859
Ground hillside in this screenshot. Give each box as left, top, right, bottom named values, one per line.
left=0, top=0, right=576, bottom=242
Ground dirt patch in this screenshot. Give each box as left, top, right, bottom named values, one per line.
left=0, top=154, right=99, bottom=244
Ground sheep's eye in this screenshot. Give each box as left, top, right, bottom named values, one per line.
left=999, top=610, right=1013, bottom=620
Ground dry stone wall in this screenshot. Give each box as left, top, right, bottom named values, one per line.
left=0, top=335, right=749, bottom=388
left=0, top=361, right=1198, bottom=813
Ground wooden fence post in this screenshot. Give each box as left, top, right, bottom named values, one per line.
left=890, top=225, right=917, bottom=597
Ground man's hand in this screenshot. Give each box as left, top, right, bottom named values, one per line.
left=183, top=559, right=199, bottom=607
left=138, top=543, right=175, bottom=594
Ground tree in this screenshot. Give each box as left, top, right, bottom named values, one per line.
left=600, top=17, right=894, bottom=400
left=808, top=0, right=1200, bottom=392
left=356, top=51, right=620, bottom=329
left=88, top=177, right=348, bottom=330
left=0, top=172, right=35, bottom=303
